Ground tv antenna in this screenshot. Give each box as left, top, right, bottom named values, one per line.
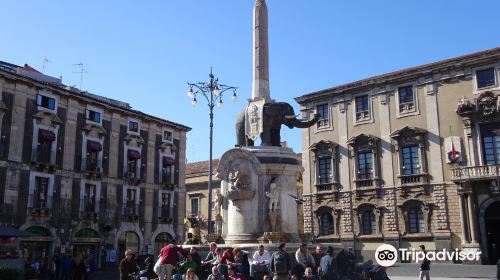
left=73, top=63, right=88, bottom=89
left=41, top=58, right=52, bottom=73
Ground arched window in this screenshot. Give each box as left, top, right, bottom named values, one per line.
left=408, top=207, right=424, bottom=233
left=320, top=213, right=334, bottom=236
left=362, top=210, right=376, bottom=235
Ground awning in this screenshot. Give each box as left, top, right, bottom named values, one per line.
left=163, top=156, right=176, bottom=165
left=87, top=140, right=102, bottom=152
left=38, top=129, right=56, bottom=142
left=127, top=149, right=141, bottom=159
left=0, top=226, right=39, bottom=238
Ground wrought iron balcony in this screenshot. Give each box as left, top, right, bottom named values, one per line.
left=399, top=173, right=429, bottom=185
left=355, top=179, right=374, bottom=188
left=31, top=148, right=56, bottom=165
left=28, top=194, right=53, bottom=217
left=82, top=158, right=102, bottom=173
left=451, top=164, right=500, bottom=182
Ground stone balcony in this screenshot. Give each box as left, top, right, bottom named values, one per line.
left=451, top=164, right=500, bottom=182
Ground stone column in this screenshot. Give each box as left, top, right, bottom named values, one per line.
left=424, top=83, right=444, bottom=182
left=466, top=194, right=478, bottom=243
left=108, top=112, right=121, bottom=178
left=8, top=84, right=28, bottom=162
left=378, top=93, right=395, bottom=188
left=63, top=99, right=79, bottom=170
left=337, top=101, right=350, bottom=190
left=458, top=193, right=470, bottom=243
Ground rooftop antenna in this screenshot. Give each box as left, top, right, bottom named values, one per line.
left=41, top=58, right=51, bottom=73
left=73, top=63, right=88, bottom=89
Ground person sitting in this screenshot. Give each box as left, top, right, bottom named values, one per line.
left=207, top=265, right=224, bottom=280
left=184, top=267, right=200, bottom=280
left=189, top=247, right=202, bottom=277
left=295, top=244, right=316, bottom=278
left=202, top=243, right=218, bottom=277
left=172, top=254, right=198, bottom=280
left=250, top=245, right=271, bottom=279
left=214, top=248, right=224, bottom=266
left=233, top=248, right=250, bottom=276
left=228, top=266, right=247, bottom=280
left=301, top=267, right=318, bottom=280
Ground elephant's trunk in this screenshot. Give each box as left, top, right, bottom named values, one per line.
left=285, top=113, right=320, bottom=128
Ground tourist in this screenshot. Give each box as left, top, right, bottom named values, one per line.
left=346, top=247, right=356, bottom=276
left=221, top=248, right=236, bottom=266
left=251, top=245, right=271, bottom=279
left=228, top=266, right=247, bottom=280
left=302, top=267, right=318, bottom=280
left=349, top=264, right=364, bottom=280
left=418, top=245, right=431, bottom=280
left=189, top=246, right=202, bottom=276
left=335, top=249, right=348, bottom=279
left=173, top=253, right=198, bottom=280
left=312, top=246, right=323, bottom=275
left=49, top=255, right=60, bottom=280
left=160, top=239, right=181, bottom=280
left=60, top=254, right=72, bottom=280
left=262, top=275, right=271, bottom=280
left=185, top=267, right=200, bottom=280
left=319, top=246, right=338, bottom=280
left=270, top=243, right=291, bottom=280
left=119, top=250, right=139, bottom=280
left=214, top=248, right=224, bottom=265
left=295, top=244, right=316, bottom=277
left=233, top=248, right=250, bottom=276
left=202, top=242, right=218, bottom=276
left=84, top=254, right=94, bottom=280
left=207, top=265, right=224, bottom=280
left=361, top=260, right=374, bottom=279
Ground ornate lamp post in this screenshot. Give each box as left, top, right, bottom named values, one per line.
left=187, top=68, right=237, bottom=233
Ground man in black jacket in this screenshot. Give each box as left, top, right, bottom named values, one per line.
left=418, top=245, right=431, bottom=280
left=270, top=243, right=291, bottom=280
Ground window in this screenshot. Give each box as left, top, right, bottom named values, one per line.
left=357, top=151, right=373, bottom=180
left=320, top=213, right=334, bottom=236
left=33, top=177, right=49, bottom=209
left=87, top=110, right=101, bottom=123
left=318, top=157, right=332, bottom=184
left=362, top=210, right=376, bottom=235
left=190, top=198, right=199, bottom=217
left=355, top=95, right=370, bottom=121
left=126, top=149, right=141, bottom=178
left=408, top=207, right=425, bottom=233
left=316, top=104, right=329, bottom=129
left=84, top=184, right=96, bottom=212
left=125, top=189, right=137, bottom=215
left=36, top=95, right=56, bottom=110
left=398, top=85, right=416, bottom=114
left=483, top=136, right=500, bottom=165
left=477, top=68, right=496, bottom=89
left=402, top=146, right=420, bottom=175
left=163, top=130, right=173, bottom=142
left=128, top=120, right=139, bottom=133
left=160, top=193, right=171, bottom=218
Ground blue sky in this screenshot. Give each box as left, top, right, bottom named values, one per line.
left=1, top=1, right=499, bottom=162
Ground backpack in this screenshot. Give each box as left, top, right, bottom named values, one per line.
left=273, top=251, right=287, bottom=274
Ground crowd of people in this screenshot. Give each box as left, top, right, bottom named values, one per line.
left=118, top=241, right=397, bottom=280
left=26, top=253, right=96, bottom=280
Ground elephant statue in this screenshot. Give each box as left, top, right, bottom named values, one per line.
left=235, top=102, right=320, bottom=147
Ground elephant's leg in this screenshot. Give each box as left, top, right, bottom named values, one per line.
left=235, top=110, right=246, bottom=146
left=260, top=129, right=272, bottom=146
left=246, top=138, right=254, bottom=146
left=270, top=127, right=281, bottom=146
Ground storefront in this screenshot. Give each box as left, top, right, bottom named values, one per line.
left=19, top=226, right=53, bottom=271
left=73, top=228, right=101, bottom=268
left=154, top=232, right=173, bottom=256
left=117, top=231, right=139, bottom=261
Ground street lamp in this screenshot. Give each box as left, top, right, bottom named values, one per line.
left=187, top=68, right=237, bottom=234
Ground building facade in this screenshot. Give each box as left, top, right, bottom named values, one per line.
left=0, top=61, right=190, bottom=268
left=295, top=47, right=500, bottom=264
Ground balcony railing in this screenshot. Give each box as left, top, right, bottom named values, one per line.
left=316, top=118, right=329, bottom=129
left=28, top=194, right=53, bottom=209
left=356, top=111, right=370, bottom=122
left=316, top=183, right=335, bottom=193
left=161, top=172, right=173, bottom=185
left=124, top=168, right=143, bottom=181
left=451, top=165, right=500, bottom=182
left=123, top=204, right=140, bottom=222
left=31, top=148, right=56, bottom=165
left=399, top=174, right=428, bottom=185
left=399, top=101, right=415, bottom=114
left=80, top=198, right=100, bottom=213
left=355, top=179, right=374, bottom=188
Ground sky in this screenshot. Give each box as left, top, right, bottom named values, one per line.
left=1, top=0, right=499, bottom=163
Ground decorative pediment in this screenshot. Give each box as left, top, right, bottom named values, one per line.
left=82, top=124, right=107, bottom=138
left=390, top=126, right=426, bottom=147
left=159, top=142, right=178, bottom=154
left=347, top=133, right=379, bottom=148
left=309, top=140, right=338, bottom=158
left=33, top=111, right=63, bottom=126
left=123, top=134, right=145, bottom=146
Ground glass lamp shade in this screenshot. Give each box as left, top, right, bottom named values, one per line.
left=217, top=101, right=223, bottom=109
left=191, top=98, right=197, bottom=107
left=213, top=87, right=220, bottom=96
left=231, top=93, right=237, bottom=102
left=187, top=89, right=194, bottom=98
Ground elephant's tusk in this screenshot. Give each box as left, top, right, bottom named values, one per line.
left=284, top=115, right=295, bottom=120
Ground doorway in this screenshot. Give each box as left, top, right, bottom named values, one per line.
left=485, top=201, right=500, bottom=264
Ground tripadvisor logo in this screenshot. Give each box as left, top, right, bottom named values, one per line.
left=374, top=244, right=482, bottom=266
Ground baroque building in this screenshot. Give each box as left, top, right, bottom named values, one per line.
left=295, top=47, right=500, bottom=264
left=0, top=61, right=190, bottom=268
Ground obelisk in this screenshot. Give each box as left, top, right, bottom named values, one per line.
left=252, top=0, right=271, bottom=102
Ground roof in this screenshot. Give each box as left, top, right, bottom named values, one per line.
left=295, top=46, right=500, bottom=104
left=0, top=60, right=191, bottom=131
left=186, top=159, right=220, bottom=178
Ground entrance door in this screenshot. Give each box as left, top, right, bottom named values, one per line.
left=118, top=231, right=139, bottom=262
left=485, top=201, right=500, bottom=264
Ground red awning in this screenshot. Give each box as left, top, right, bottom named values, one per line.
left=163, top=156, right=175, bottom=165
left=38, top=129, right=56, bottom=142
left=87, top=140, right=102, bottom=152
left=127, top=149, right=141, bottom=159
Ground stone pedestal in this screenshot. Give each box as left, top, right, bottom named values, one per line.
left=217, top=146, right=302, bottom=244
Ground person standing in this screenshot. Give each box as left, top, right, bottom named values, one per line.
left=73, top=255, right=87, bottom=280
left=418, top=245, right=431, bottom=280
left=270, top=243, right=291, bottom=280
left=319, top=247, right=338, bottom=280
left=312, top=246, right=324, bottom=275
left=160, top=239, right=180, bottom=280
left=302, top=267, right=318, bottom=280
left=119, top=250, right=139, bottom=280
